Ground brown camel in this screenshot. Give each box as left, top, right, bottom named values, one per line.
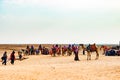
left=79, top=43, right=99, bottom=60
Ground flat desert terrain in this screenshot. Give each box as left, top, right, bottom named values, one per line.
left=0, top=44, right=120, bottom=80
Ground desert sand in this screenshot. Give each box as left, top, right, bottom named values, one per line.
left=0, top=44, right=120, bottom=80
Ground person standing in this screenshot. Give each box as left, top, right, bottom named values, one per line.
left=10, top=51, right=15, bottom=65
left=2, top=51, right=7, bottom=65
left=74, top=46, right=80, bottom=61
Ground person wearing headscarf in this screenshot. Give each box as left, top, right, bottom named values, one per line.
left=10, top=51, right=15, bottom=64
left=74, top=46, right=80, bottom=61
left=1, top=51, right=7, bottom=65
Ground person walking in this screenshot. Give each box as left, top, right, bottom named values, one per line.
left=1, top=51, right=7, bottom=65
left=10, top=51, right=15, bottom=65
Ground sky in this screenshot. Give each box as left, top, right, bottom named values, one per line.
left=0, top=0, right=120, bottom=44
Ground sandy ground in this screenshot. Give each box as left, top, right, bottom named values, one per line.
left=0, top=45, right=120, bottom=80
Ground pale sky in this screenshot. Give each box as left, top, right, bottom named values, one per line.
left=0, top=0, right=120, bottom=44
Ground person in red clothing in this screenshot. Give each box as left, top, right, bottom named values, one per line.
left=10, top=51, right=15, bottom=64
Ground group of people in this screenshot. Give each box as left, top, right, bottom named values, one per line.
left=1, top=50, right=15, bottom=65
left=40, top=44, right=80, bottom=61
left=25, top=45, right=49, bottom=55
left=51, top=44, right=80, bottom=61
left=1, top=44, right=80, bottom=65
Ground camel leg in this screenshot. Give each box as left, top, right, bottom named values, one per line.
left=67, top=51, right=69, bottom=56
left=62, top=52, right=64, bottom=56
left=53, top=52, right=56, bottom=57
left=87, top=52, right=90, bottom=60
left=87, top=52, right=89, bottom=60
left=89, top=53, right=91, bottom=60
left=95, top=51, right=99, bottom=60
left=68, top=51, right=72, bottom=56
left=83, top=50, right=85, bottom=55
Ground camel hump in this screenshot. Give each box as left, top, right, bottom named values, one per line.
left=91, top=44, right=97, bottom=50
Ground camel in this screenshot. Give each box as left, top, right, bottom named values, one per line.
left=51, top=45, right=61, bottom=56
left=18, top=49, right=29, bottom=56
left=62, top=46, right=67, bottom=56
left=42, top=47, right=49, bottom=55
left=79, top=43, right=99, bottom=60
left=100, top=45, right=110, bottom=55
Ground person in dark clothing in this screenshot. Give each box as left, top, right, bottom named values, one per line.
left=30, top=45, right=35, bottom=55
left=52, top=45, right=56, bottom=56
left=74, top=46, right=80, bottom=61
left=1, top=51, right=7, bottom=65
left=10, top=51, right=15, bottom=64
left=26, top=45, right=30, bottom=50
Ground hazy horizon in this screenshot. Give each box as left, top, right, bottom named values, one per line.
left=0, top=0, right=120, bottom=44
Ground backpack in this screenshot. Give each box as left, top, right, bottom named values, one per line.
left=1, top=56, right=4, bottom=60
